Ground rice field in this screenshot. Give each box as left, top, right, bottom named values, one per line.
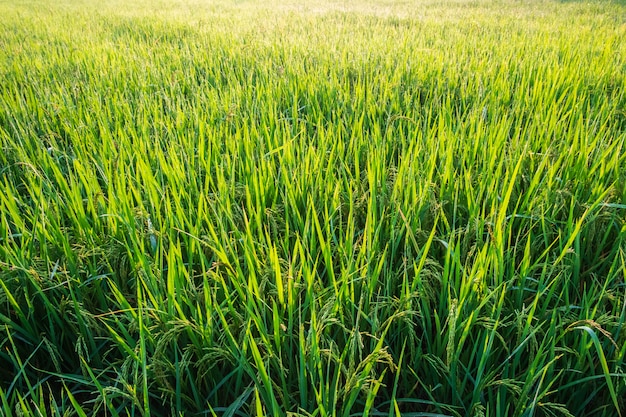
left=1, top=0, right=625, bottom=415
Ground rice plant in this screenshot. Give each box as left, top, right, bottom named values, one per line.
left=0, top=0, right=625, bottom=415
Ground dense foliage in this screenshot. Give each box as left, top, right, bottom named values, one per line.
left=1, top=0, right=625, bottom=415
